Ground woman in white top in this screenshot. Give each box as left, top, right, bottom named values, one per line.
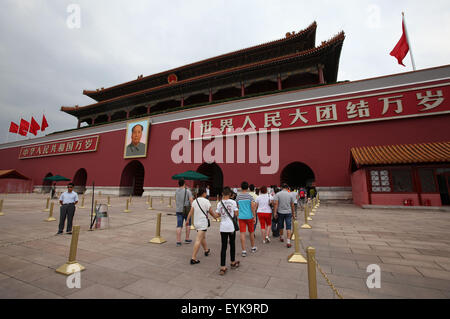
left=185, top=187, right=214, bottom=264
left=214, top=186, right=240, bottom=275
left=255, top=185, right=273, bottom=244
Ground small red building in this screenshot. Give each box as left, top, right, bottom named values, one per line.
left=0, top=22, right=449, bottom=206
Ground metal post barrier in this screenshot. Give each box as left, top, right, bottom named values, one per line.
left=307, top=201, right=313, bottom=220
left=307, top=247, right=318, bottom=299
left=288, top=220, right=307, bottom=263
left=44, top=202, right=56, bottom=221
left=107, top=196, right=111, bottom=207
left=0, top=199, right=4, bottom=216
left=123, top=199, right=131, bottom=213
left=167, top=196, right=173, bottom=208
left=301, top=205, right=312, bottom=229
left=147, top=196, right=154, bottom=210
left=190, top=215, right=195, bottom=230
left=146, top=195, right=150, bottom=205
left=149, top=212, right=166, bottom=244
left=79, top=195, right=85, bottom=209
left=56, top=225, right=85, bottom=275
left=44, top=197, right=50, bottom=212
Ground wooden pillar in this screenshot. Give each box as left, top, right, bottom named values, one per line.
left=147, top=105, right=151, bottom=114
left=77, top=119, right=81, bottom=129
left=209, top=88, right=212, bottom=102
left=91, top=117, right=95, bottom=125
left=318, top=64, right=325, bottom=84
left=277, top=74, right=282, bottom=90
left=180, top=97, right=184, bottom=107
left=107, top=114, right=111, bottom=122
left=241, top=82, right=245, bottom=97
left=126, top=110, right=130, bottom=119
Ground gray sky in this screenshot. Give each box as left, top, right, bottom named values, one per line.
left=1, top=0, right=449, bottom=144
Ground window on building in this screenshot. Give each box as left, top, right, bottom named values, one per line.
left=391, top=169, right=413, bottom=192
left=370, top=170, right=391, bottom=192
left=418, top=169, right=436, bottom=193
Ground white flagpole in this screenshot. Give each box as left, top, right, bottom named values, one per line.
left=402, top=12, right=416, bottom=71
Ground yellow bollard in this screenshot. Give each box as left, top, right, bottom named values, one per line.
left=146, top=195, right=150, bottom=205
left=307, top=202, right=313, bottom=220
left=307, top=247, right=318, bottom=299
left=167, top=196, right=173, bottom=208
left=288, top=220, right=307, bottom=263
left=149, top=212, right=166, bottom=244
left=44, top=197, right=50, bottom=212
left=94, top=200, right=98, bottom=216
left=107, top=196, right=111, bottom=207
left=147, top=196, right=154, bottom=210
left=123, top=199, right=131, bottom=213
left=0, top=199, right=4, bottom=216
left=79, top=195, right=85, bottom=209
left=55, top=226, right=85, bottom=275
left=301, top=205, right=312, bottom=229
left=44, top=202, right=56, bottom=221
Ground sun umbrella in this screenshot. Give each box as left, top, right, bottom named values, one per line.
left=171, top=170, right=208, bottom=181
left=44, top=175, right=71, bottom=182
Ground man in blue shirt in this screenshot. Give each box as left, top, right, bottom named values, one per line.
left=235, top=181, right=257, bottom=257
left=57, top=182, right=79, bottom=235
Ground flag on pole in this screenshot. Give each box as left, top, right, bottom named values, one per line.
left=29, top=117, right=41, bottom=136
left=18, top=119, right=30, bottom=136
left=9, top=121, right=19, bottom=134
left=41, top=114, right=49, bottom=131
left=390, top=15, right=409, bottom=66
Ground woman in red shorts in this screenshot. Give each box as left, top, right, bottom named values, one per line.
left=255, top=185, right=273, bottom=244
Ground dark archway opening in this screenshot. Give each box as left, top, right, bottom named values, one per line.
left=42, top=172, right=52, bottom=193
left=196, top=162, right=223, bottom=198
left=73, top=168, right=87, bottom=194
left=280, top=162, right=315, bottom=189
left=120, top=160, right=145, bottom=196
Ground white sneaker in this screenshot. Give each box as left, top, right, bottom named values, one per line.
left=251, top=247, right=257, bottom=253
left=265, top=236, right=271, bottom=243
left=262, top=239, right=266, bottom=244
left=242, top=250, right=247, bottom=257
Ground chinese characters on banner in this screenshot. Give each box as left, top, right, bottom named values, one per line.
left=19, top=135, right=99, bottom=159
left=189, top=83, right=449, bottom=139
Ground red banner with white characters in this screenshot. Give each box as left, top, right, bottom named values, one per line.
left=19, top=135, right=99, bottom=159
left=189, top=81, right=450, bottom=139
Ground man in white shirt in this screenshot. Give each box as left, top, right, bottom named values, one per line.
left=57, top=182, right=79, bottom=235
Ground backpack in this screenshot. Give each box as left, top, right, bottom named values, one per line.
left=299, top=190, right=306, bottom=198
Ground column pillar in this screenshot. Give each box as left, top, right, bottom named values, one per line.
left=91, top=117, right=95, bottom=125
left=126, top=110, right=130, bottom=119
left=318, top=64, right=325, bottom=84
left=180, top=97, right=184, bottom=107
left=77, top=119, right=81, bottom=128
left=241, top=82, right=245, bottom=97
left=277, top=74, right=282, bottom=90
left=209, top=88, right=212, bottom=102
left=147, top=105, right=151, bottom=114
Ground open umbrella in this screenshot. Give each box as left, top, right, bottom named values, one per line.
left=171, top=170, right=208, bottom=181
left=44, top=175, right=71, bottom=182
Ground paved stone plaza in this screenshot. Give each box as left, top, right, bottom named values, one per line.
left=0, top=193, right=449, bottom=299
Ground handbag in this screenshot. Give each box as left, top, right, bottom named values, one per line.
left=221, top=200, right=239, bottom=232
left=182, top=188, right=191, bottom=217
left=196, top=198, right=210, bottom=228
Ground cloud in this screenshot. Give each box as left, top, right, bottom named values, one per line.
left=0, top=0, right=449, bottom=144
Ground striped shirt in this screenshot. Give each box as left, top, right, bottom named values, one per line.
left=235, top=192, right=254, bottom=220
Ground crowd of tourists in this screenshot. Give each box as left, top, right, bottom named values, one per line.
left=175, top=179, right=317, bottom=276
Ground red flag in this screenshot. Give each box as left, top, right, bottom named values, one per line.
left=19, top=119, right=30, bottom=136
left=9, top=121, right=19, bottom=133
left=390, top=18, right=409, bottom=66
left=41, top=114, right=49, bottom=131
left=29, top=117, right=41, bottom=136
